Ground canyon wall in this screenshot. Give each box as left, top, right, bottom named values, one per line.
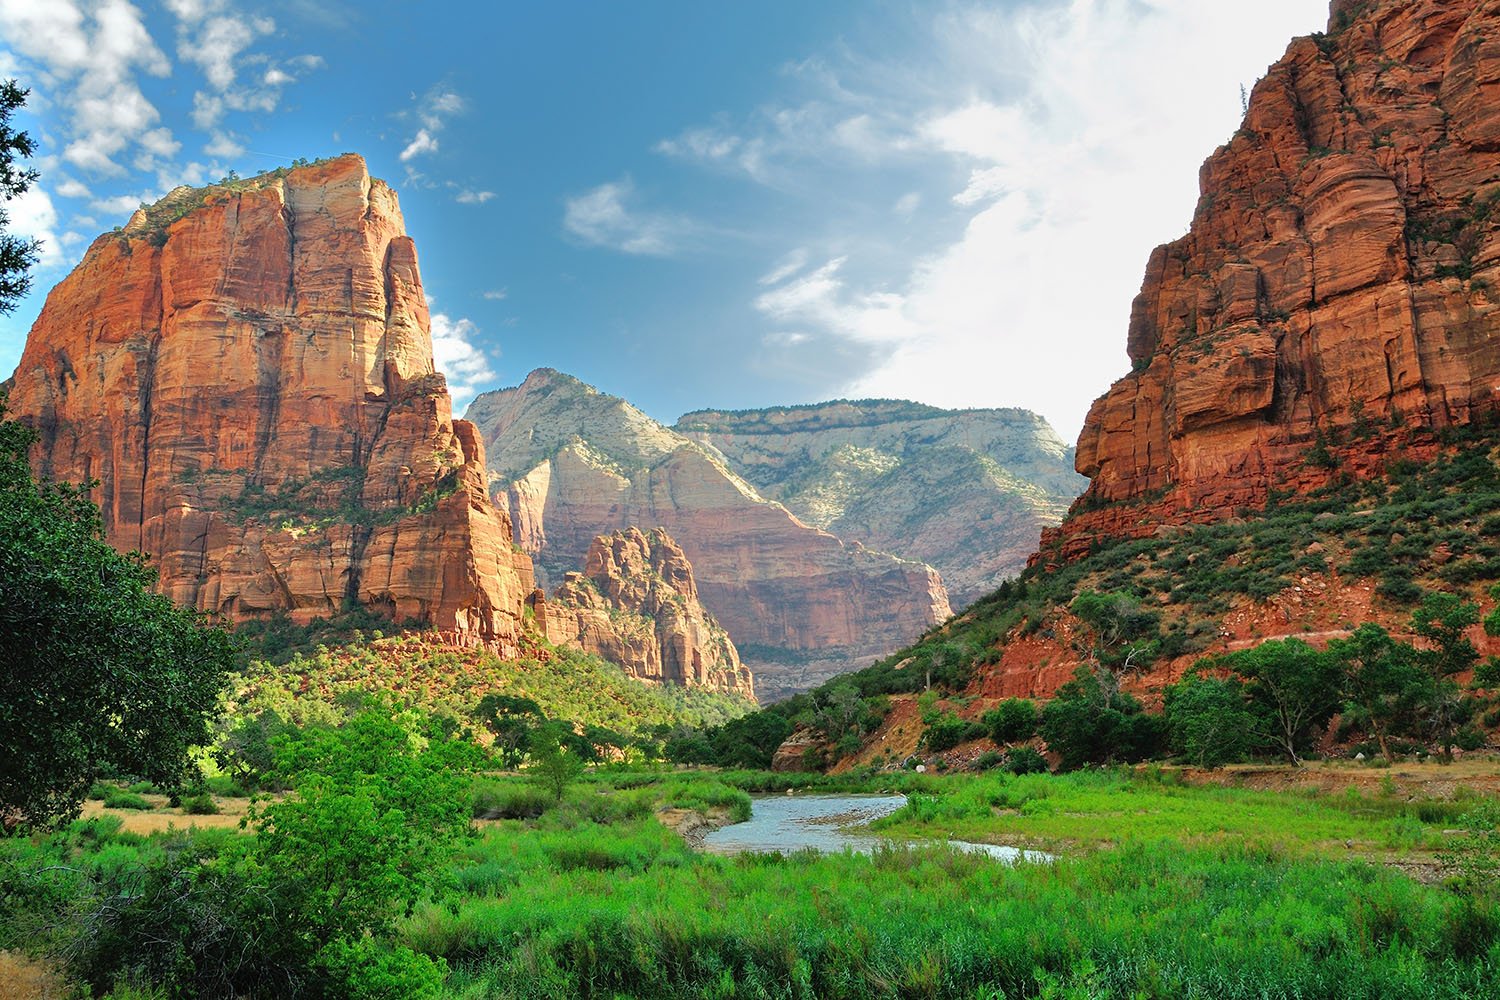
left=467, top=369, right=952, bottom=700
left=1050, top=0, right=1500, bottom=561
left=677, top=400, right=1084, bottom=607
left=4, top=155, right=535, bottom=652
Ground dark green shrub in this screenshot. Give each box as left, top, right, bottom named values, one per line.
left=974, top=750, right=1004, bottom=771
left=1004, top=747, right=1049, bottom=774
left=102, top=790, right=151, bottom=811
left=982, top=699, right=1038, bottom=744
left=181, top=794, right=219, bottom=815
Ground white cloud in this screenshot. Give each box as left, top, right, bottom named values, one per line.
left=203, top=130, right=244, bottom=158
left=7, top=184, right=60, bottom=267
left=54, top=178, right=91, bottom=199
left=400, top=128, right=438, bottom=162
left=482, top=288, right=508, bottom=300
left=430, top=312, right=498, bottom=409
left=396, top=87, right=467, bottom=165
left=455, top=188, right=495, bottom=204
left=166, top=0, right=315, bottom=130
left=0, top=0, right=173, bottom=177
left=758, top=247, right=809, bottom=286
left=563, top=178, right=688, bottom=256
left=91, top=191, right=151, bottom=216
left=745, top=0, right=1327, bottom=440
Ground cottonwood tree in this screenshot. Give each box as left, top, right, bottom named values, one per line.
left=1328, top=624, right=1425, bottom=765
left=1221, top=639, right=1344, bottom=765
left=1410, top=593, right=1481, bottom=762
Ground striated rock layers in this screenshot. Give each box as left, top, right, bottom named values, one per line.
left=1051, top=0, right=1500, bottom=562
left=676, top=400, right=1085, bottom=607
left=3, top=155, right=536, bottom=652
left=542, top=527, right=755, bottom=700
left=466, top=369, right=952, bottom=701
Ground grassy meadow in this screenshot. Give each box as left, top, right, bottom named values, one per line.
left=9, top=762, right=1500, bottom=999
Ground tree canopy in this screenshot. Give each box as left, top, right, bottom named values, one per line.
left=0, top=404, right=235, bottom=830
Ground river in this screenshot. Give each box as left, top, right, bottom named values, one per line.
left=700, top=793, right=1052, bottom=863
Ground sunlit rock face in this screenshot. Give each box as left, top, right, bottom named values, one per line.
left=542, top=527, right=755, bottom=700
left=6, top=154, right=535, bottom=653
left=1050, top=0, right=1500, bottom=562
left=467, top=369, right=952, bottom=700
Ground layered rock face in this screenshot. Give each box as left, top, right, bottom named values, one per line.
left=543, top=527, right=754, bottom=700
left=1057, top=0, right=1500, bottom=558
left=676, top=401, right=1085, bottom=607
left=466, top=369, right=952, bottom=700
left=4, top=155, right=535, bottom=651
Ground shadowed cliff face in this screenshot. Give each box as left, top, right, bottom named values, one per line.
left=1053, top=0, right=1500, bottom=561
left=466, top=369, right=952, bottom=701
left=5, top=154, right=535, bottom=652
left=676, top=400, right=1085, bottom=607
left=543, top=527, right=755, bottom=701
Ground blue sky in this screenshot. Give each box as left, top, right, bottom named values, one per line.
left=0, top=0, right=1328, bottom=440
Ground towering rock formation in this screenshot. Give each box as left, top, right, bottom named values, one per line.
left=1052, top=0, right=1500, bottom=560
left=676, top=401, right=1085, bottom=607
left=4, top=155, right=536, bottom=652
left=466, top=369, right=952, bottom=700
left=544, top=527, right=755, bottom=700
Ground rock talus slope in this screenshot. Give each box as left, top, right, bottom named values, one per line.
left=542, top=527, right=755, bottom=700
left=4, top=155, right=535, bottom=652
left=676, top=400, right=1085, bottom=607
left=1050, top=0, right=1500, bottom=562
left=466, top=370, right=952, bottom=700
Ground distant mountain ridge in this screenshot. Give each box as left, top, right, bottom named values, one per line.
left=677, top=400, right=1085, bottom=606
left=466, top=369, right=953, bottom=701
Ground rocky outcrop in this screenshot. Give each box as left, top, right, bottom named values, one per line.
left=4, top=155, right=535, bottom=651
left=1052, top=0, right=1500, bottom=561
left=543, top=527, right=754, bottom=700
left=676, top=400, right=1085, bottom=606
left=466, top=369, right=952, bottom=701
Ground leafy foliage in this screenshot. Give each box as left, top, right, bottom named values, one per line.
left=0, top=81, right=39, bottom=312
left=0, top=406, right=234, bottom=830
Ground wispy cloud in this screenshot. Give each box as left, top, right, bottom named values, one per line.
left=398, top=87, right=466, bottom=164
left=431, top=312, right=499, bottom=410
left=0, top=0, right=171, bottom=177
left=741, top=0, right=1326, bottom=439
left=454, top=188, right=495, bottom=204
left=563, top=178, right=691, bottom=256
left=167, top=0, right=319, bottom=133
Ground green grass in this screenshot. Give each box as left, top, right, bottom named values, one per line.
left=868, top=769, right=1470, bottom=858
left=415, top=811, right=1499, bottom=999
left=11, top=769, right=1500, bottom=998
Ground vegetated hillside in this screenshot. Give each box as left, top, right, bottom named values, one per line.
left=726, top=0, right=1500, bottom=771
left=676, top=399, right=1085, bottom=606
left=2, top=154, right=536, bottom=653
left=230, top=632, right=751, bottom=740
left=466, top=368, right=950, bottom=701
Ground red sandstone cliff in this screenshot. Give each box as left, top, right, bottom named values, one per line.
left=542, top=527, right=755, bottom=700
left=4, top=155, right=535, bottom=651
left=1050, top=0, right=1500, bottom=561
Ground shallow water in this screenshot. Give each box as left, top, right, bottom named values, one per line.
left=700, top=793, right=1051, bottom=863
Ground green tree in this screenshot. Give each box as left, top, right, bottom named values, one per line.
left=1164, top=671, right=1260, bottom=768
left=473, top=692, right=548, bottom=768
left=1039, top=664, right=1165, bottom=770
left=0, top=407, right=234, bottom=831
left=0, top=80, right=40, bottom=313
left=528, top=734, right=585, bottom=803
left=982, top=698, right=1039, bottom=745
left=1070, top=590, right=1161, bottom=672
left=1328, top=623, right=1426, bottom=765
left=1221, top=639, right=1344, bottom=765
left=1410, top=593, right=1481, bottom=762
